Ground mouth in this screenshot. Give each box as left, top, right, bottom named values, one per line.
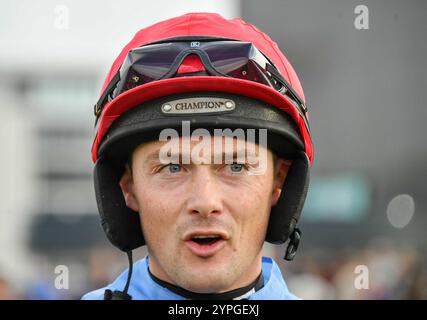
left=184, top=231, right=228, bottom=258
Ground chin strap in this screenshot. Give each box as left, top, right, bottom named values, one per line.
left=104, top=250, right=133, bottom=300
left=284, top=228, right=301, bottom=261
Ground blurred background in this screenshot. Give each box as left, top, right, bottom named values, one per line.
left=0, top=0, right=426, bottom=299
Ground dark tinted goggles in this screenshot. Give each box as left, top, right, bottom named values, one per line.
left=94, top=39, right=309, bottom=130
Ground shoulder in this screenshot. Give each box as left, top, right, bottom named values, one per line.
left=81, top=257, right=148, bottom=300
left=250, top=256, right=301, bottom=300
left=81, top=288, right=106, bottom=300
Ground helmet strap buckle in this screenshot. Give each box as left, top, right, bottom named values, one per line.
left=284, top=228, right=301, bottom=261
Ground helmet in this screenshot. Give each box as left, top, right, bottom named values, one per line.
left=92, top=13, right=313, bottom=262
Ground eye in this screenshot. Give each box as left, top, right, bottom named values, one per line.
left=161, top=163, right=182, bottom=173
left=229, top=163, right=244, bottom=173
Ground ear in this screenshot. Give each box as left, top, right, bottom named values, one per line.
left=119, top=164, right=140, bottom=212
left=271, top=159, right=292, bottom=206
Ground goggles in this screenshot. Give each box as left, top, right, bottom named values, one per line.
left=94, top=38, right=309, bottom=130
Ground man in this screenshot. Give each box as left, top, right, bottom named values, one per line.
left=83, top=12, right=313, bottom=300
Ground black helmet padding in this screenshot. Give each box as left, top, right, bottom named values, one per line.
left=94, top=158, right=145, bottom=251
left=266, top=151, right=310, bottom=244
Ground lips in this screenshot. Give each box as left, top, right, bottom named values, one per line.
left=184, top=230, right=229, bottom=258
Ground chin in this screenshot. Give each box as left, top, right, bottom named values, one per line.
left=177, top=266, right=233, bottom=293
left=181, top=278, right=231, bottom=294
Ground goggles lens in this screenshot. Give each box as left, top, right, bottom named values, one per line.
left=114, top=41, right=277, bottom=97
left=95, top=39, right=309, bottom=132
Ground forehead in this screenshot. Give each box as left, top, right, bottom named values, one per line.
left=132, top=135, right=270, bottom=160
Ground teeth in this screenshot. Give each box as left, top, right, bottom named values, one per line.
left=192, top=235, right=219, bottom=239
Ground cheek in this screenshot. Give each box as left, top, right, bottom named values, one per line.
left=244, top=191, right=271, bottom=225
left=132, top=183, right=180, bottom=245
left=228, top=179, right=273, bottom=235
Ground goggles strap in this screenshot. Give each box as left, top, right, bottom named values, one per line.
left=94, top=71, right=121, bottom=125
left=266, top=64, right=306, bottom=111
left=266, top=64, right=311, bottom=133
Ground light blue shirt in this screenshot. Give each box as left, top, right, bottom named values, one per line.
left=82, top=256, right=299, bottom=300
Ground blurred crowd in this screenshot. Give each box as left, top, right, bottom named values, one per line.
left=284, top=240, right=427, bottom=300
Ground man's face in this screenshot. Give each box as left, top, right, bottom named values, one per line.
left=119, top=136, right=289, bottom=293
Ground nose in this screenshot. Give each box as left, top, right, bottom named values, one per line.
left=185, top=166, right=223, bottom=217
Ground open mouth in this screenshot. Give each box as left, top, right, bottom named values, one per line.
left=184, top=232, right=228, bottom=257
left=191, top=235, right=222, bottom=245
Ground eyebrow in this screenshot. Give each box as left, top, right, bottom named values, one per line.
left=145, top=150, right=163, bottom=163
left=143, top=149, right=256, bottom=164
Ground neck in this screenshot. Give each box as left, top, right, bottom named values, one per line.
left=148, top=267, right=264, bottom=300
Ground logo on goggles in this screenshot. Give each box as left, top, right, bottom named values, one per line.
left=161, top=98, right=235, bottom=114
